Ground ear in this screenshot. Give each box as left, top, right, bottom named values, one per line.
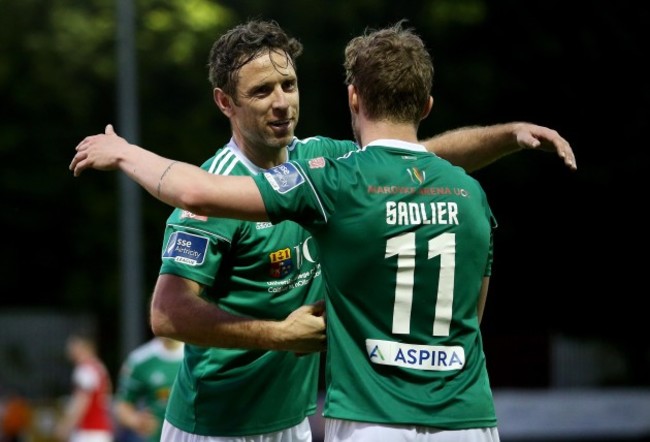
left=347, top=84, right=359, bottom=115
left=421, top=95, right=433, bottom=120
left=214, top=88, right=234, bottom=118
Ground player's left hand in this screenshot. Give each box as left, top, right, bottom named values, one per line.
left=513, top=122, right=577, bottom=171
left=280, top=300, right=327, bottom=354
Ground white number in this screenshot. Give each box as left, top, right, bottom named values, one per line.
left=385, top=232, right=456, bottom=336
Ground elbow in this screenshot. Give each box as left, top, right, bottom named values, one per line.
left=178, top=188, right=213, bottom=217
left=150, top=299, right=178, bottom=339
left=150, top=310, right=176, bottom=339
left=150, top=314, right=167, bottom=337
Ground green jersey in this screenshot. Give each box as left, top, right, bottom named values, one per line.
left=254, top=139, right=498, bottom=429
left=160, top=136, right=356, bottom=436
left=115, top=338, right=184, bottom=442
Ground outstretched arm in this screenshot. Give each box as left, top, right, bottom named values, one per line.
left=70, top=124, right=266, bottom=220
left=423, top=122, right=576, bottom=173
left=113, top=401, right=159, bottom=438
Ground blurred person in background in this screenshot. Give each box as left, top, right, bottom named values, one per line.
left=113, top=337, right=183, bottom=442
left=0, top=390, right=32, bottom=442
left=54, top=331, right=113, bottom=442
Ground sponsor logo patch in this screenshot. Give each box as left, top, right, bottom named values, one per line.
left=263, top=163, right=305, bottom=194
left=180, top=210, right=207, bottom=222
left=366, top=339, right=465, bottom=371
left=268, top=247, right=294, bottom=278
left=308, top=157, right=326, bottom=169
left=407, top=167, right=426, bottom=184
left=162, top=232, right=208, bottom=266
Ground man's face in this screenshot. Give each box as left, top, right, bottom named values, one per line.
left=229, top=49, right=299, bottom=153
left=66, top=337, right=82, bottom=362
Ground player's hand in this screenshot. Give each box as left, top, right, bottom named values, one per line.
left=279, top=300, right=327, bottom=354
left=513, top=122, right=577, bottom=171
left=132, top=409, right=159, bottom=437
left=69, top=124, right=128, bottom=177
left=53, top=421, right=72, bottom=441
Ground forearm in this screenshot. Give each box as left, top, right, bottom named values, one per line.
left=75, top=132, right=254, bottom=217
left=114, top=401, right=157, bottom=436
left=114, top=144, right=210, bottom=212
left=422, top=123, right=522, bottom=173
left=159, top=305, right=286, bottom=350
left=57, top=392, right=89, bottom=435
left=114, top=401, right=140, bottom=430
left=119, top=144, right=267, bottom=220
left=150, top=276, right=299, bottom=351
left=422, top=121, right=576, bottom=172
left=159, top=303, right=326, bottom=353
left=72, top=125, right=275, bottom=219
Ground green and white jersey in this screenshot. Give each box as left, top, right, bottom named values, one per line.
left=160, top=136, right=356, bottom=436
left=115, top=338, right=184, bottom=442
left=254, top=139, right=498, bottom=429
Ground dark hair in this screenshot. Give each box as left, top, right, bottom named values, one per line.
left=344, top=19, right=433, bottom=124
left=208, top=20, right=303, bottom=103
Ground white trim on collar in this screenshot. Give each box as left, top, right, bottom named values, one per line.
left=226, top=138, right=290, bottom=174
left=364, top=139, right=427, bottom=152
left=225, top=138, right=263, bottom=174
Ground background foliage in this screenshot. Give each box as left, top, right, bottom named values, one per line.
left=1, top=0, right=647, bottom=388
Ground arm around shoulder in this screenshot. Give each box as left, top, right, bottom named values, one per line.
left=422, top=122, right=576, bottom=173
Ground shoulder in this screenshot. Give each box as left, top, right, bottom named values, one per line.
left=289, top=136, right=358, bottom=159
left=73, top=363, right=101, bottom=389
left=125, top=339, right=162, bottom=365
left=201, top=147, right=244, bottom=175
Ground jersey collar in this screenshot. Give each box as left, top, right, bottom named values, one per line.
left=363, top=139, right=427, bottom=152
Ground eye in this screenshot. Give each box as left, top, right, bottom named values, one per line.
left=252, top=85, right=272, bottom=97
left=283, top=80, right=297, bottom=92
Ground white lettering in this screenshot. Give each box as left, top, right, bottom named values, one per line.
left=385, top=202, right=459, bottom=226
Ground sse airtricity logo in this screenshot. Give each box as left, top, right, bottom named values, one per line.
left=162, top=232, right=209, bottom=266
left=263, top=162, right=305, bottom=194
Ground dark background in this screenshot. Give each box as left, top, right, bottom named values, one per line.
left=1, top=0, right=647, bottom=393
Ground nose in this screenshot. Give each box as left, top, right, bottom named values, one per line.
left=271, top=87, right=290, bottom=110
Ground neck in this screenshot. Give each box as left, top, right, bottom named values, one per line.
left=356, top=118, right=419, bottom=148
left=232, top=136, right=288, bottom=169
left=161, top=338, right=182, bottom=350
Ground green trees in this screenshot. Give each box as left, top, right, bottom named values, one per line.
left=1, top=0, right=644, bottom=383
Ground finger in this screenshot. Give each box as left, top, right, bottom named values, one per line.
left=76, top=135, right=96, bottom=152
left=516, top=133, right=541, bottom=150
left=69, top=152, right=84, bottom=172
left=72, top=156, right=88, bottom=177
left=73, top=163, right=82, bottom=177
left=105, top=124, right=115, bottom=135
left=554, top=139, right=577, bottom=170
left=564, top=148, right=577, bottom=170
left=75, top=138, right=88, bottom=152
left=73, top=162, right=83, bottom=177
left=311, top=300, right=326, bottom=315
